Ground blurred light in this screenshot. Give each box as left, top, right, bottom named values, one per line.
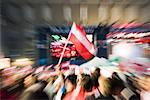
left=15, top=58, right=30, bottom=62
left=12, top=58, right=33, bottom=66
left=111, top=62, right=119, bottom=66
left=107, top=39, right=114, bottom=43
left=101, top=69, right=112, bottom=78
left=0, top=58, right=11, bottom=69
left=113, top=42, right=144, bottom=59
left=86, top=34, right=93, bottom=42
left=91, top=66, right=96, bottom=73
left=52, top=35, right=61, bottom=40
left=147, top=68, right=150, bottom=71
left=113, top=42, right=132, bottom=58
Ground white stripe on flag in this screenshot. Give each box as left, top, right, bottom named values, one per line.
left=71, top=23, right=96, bottom=55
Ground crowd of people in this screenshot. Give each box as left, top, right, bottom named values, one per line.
left=1, top=65, right=149, bottom=100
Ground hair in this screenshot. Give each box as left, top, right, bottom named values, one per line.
left=91, top=68, right=101, bottom=87
left=110, top=77, right=125, bottom=95
left=81, top=74, right=93, bottom=92
left=112, top=72, right=122, bottom=81
left=99, top=77, right=112, bottom=96
left=62, top=74, right=77, bottom=99
left=94, top=68, right=101, bottom=76
left=65, top=74, right=77, bottom=85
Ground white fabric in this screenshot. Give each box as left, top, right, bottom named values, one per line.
left=121, top=88, right=135, bottom=100
left=94, top=88, right=101, bottom=98
left=55, top=85, right=64, bottom=100
left=44, top=75, right=62, bottom=96
left=141, top=91, right=150, bottom=100
left=80, top=57, right=110, bottom=69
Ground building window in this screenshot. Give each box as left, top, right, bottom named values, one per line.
left=80, top=6, right=88, bottom=21
left=42, top=6, right=52, bottom=21
left=7, top=5, right=20, bottom=22
left=98, top=6, right=109, bottom=22
left=63, top=6, right=71, bottom=21
left=23, top=5, right=35, bottom=22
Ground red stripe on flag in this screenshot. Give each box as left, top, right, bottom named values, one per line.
left=75, top=24, right=86, bottom=36
left=70, top=33, right=94, bottom=60
left=69, top=23, right=97, bottom=60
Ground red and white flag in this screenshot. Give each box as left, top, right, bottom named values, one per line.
left=69, top=23, right=97, bottom=60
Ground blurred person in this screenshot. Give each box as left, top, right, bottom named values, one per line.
left=94, top=68, right=101, bottom=76
left=80, top=74, right=93, bottom=92
left=126, top=74, right=141, bottom=99
left=112, top=72, right=121, bottom=81
left=89, top=68, right=103, bottom=99
left=111, top=73, right=140, bottom=100
left=54, top=73, right=66, bottom=100
left=72, top=74, right=94, bottom=100
left=81, top=74, right=95, bottom=100
left=61, top=74, right=77, bottom=100
left=96, top=76, right=115, bottom=100
left=0, top=67, right=29, bottom=100
left=91, top=68, right=101, bottom=89
left=43, top=76, right=57, bottom=99
left=111, top=72, right=126, bottom=97
left=134, top=75, right=150, bottom=100
left=70, top=72, right=85, bottom=100
left=0, top=73, right=28, bottom=100
left=110, top=76, right=126, bottom=100
left=44, top=73, right=65, bottom=99
left=23, top=74, right=38, bottom=88
left=20, top=80, right=49, bottom=100
left=47, top=76, right=56, bottom=83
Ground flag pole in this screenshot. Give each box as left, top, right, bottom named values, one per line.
left=56, top=24, right=73, bottom=70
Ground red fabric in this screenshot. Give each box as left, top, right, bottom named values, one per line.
left=135, top=37, right=150, bottom=43
left=74, top=87, right=85, bottom=100
left=63, top=87, right=85, bottom=100
left=63, top=92, right=74, bottom=100
left=69, top=23, right=96, bottom=60
left=70, top=34, right=94, bottom=60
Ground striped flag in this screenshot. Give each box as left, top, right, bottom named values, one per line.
left=69, top=23, right=97, bottom=60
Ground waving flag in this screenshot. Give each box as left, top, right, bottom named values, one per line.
left=69, top=23, right=97, bottom=60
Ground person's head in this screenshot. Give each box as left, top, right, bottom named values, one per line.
left=81, top=74, right=93, bottom=92
left=65, top=74, right=77, bottom=93
left=110, top=77, right=125, bottom=95
left=98, top=76, right=112, bottom=96
left=112, top=72, right=121, bottom=80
